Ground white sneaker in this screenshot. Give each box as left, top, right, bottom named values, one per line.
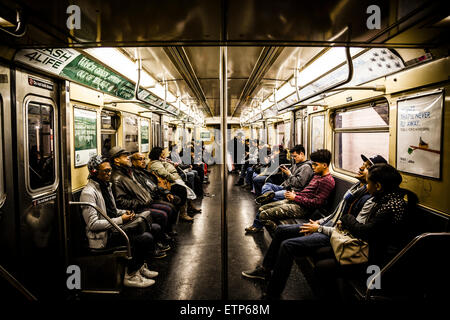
left=123, top=271, right=155, bottom=288
left=139, top=263, right=159, bottom=279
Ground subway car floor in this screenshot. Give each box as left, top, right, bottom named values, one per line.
left=106, top=165, right=316, bottom=300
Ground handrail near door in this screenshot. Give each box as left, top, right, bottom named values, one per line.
left=69, top=201, right=132, bottom=259
left=0, top=264, right=37, bottom=301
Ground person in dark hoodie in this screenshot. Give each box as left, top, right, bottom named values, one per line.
left=108, top=146, right=172, bottom=255
left=131, top=152, right=180, bottom=237
left=255, top=144, right=314, bottom=204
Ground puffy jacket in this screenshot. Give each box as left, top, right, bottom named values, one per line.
left=148, top=160, right=181, bottom=183
left=80, top=179, right=126, bottom=249
left=110, top=165, right=154, bottom=212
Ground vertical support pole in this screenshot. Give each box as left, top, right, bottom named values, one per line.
left=220, top=46, right=228, bottom=301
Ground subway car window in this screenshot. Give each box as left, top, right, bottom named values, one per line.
left=101, top=110, right=119, bottom=157
left=123, top=114, right=139, bottom=152
left=0, top=96, right=3, bottom=198
left=27, top=102, right=55, bottom=190
left=310, top=114, right=325, bottom=152
left=295, top=116, right=302, bottom=145
left=334, top=101, right=390, bottom=173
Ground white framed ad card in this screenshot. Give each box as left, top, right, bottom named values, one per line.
left=396, top=90, right=444, bottom=179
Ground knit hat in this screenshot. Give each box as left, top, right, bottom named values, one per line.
left=87, top=154, right=107, bottom=176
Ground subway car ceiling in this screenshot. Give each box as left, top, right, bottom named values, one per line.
left=0, top=0, right=449, bottom=123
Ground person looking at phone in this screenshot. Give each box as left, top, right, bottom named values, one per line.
left=255, top=145, right=314, bottom=205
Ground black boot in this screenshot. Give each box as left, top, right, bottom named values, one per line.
left=235, top=177, right=244, bottom=186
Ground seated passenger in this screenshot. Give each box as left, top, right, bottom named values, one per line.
left=235, top=139, right=258, bottom=186
left=108, top=146, right=172, bottom=253
left=245, top=149, right=335, bottom=233
left=313, top=162, right=417, bottom=300
left=80, top=155, right=159, bottom=288
left=255, top=144, right=314, bottom=204
left=241, top=154, right=387, bottom=299
left=252, top=145, right=289, bottom=196
left=148, top=146, right=199, bottom=221
left=244, top=147, right=271, bottom=192
left=131, top=152, right=180, bottom=237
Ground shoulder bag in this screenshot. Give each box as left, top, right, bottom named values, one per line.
left=330, top=227, right=369, bottom=265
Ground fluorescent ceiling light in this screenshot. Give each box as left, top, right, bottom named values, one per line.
left=85, top=48, right=155, bottom=88
left=85, top=48, right=205, bottom=119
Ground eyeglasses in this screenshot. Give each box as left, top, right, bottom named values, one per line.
left=100, top=169, right=112, bottom=173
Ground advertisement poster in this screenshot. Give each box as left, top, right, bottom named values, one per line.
left=397, top=91, right=443, bottom=179
left=74, top=108, right=97, bottom=167
left=141, top=119, right=150, bottom=152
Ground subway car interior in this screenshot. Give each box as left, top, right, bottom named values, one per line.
left=0, top=0, right=449, bottom=307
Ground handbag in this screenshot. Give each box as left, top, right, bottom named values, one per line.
left=330, top=227, right=369, bottom=265
left=174, top=179, right=197, bottom=200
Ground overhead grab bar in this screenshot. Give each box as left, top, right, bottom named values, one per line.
left=0, top=9, right=27, bottom=38
left=69, top=201, right=132, bottom=259
left=295, top=26, right=354, bottom=104
left=326, top=85, right=385, bottom=92
left=134, top=55, right=178, bottom=117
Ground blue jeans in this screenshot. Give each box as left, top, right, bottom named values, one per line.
left=245, top=167, right=254, bottom=186
left=253, top=175, right=268, bottom=195
left=262, top=224, right=331, bottom=296
left=261, top=183, right=286, bottom=201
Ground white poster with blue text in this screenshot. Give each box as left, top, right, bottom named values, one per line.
left=397, top=91, right=443, bottom=179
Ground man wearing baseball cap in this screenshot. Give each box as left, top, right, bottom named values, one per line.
left=242, top=153, right=387, bottom=299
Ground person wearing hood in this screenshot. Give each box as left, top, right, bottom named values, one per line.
left=255, top=144, right=314, bottom=205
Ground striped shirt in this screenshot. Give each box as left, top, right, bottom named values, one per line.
left=293, top=173, right=335, bottom=209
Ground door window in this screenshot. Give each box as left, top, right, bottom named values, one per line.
left=27, top=102, right=56, bottom=190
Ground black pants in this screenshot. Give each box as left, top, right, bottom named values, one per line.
left=108, top=223, right=162, bottom=273
left=170, top=184, right=187, bottom=207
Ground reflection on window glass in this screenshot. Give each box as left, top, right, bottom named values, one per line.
left=101, top=133, right=116, bottom=157
left=28, top=103, right=55, bottom=190
left=311, top=115, right=324, bottom=152
left=295, top=118, right=302, bottom=145
left=276, top=122, right=285, bottom=146
left=334, top=132, right=389, bottom=173
left=335, top=103, right=389, bottom=129
left=284, top=122, right=291, bottom=148
left=123, top=115, right=138, bottom=152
